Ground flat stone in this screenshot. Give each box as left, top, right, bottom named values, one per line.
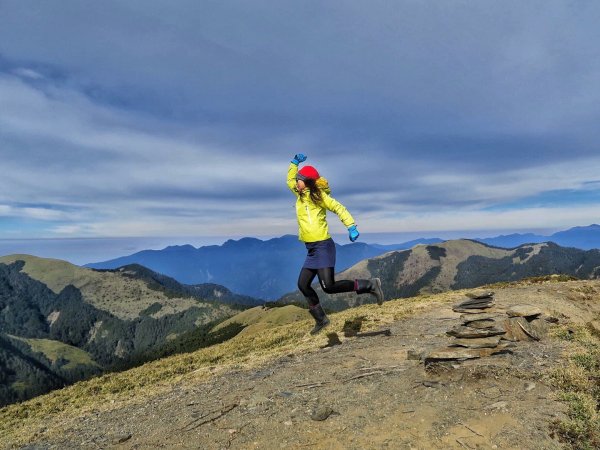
left=456, top=298, right=494, bottom=307
left=486, top=401, right=508, bottom=410
left=464, top=319, right=498, bottom=329
left=462, top=297, right=495, bottom=304
left=425, top=347, right=482, bottom=361
left=407, top=349, right=425, bottom=360
left=454, top=306, right=495, bottom=314
left=506, top=304, right=542, bottom=318
left=111, top=433, right=132, bottom=445
left=425, top=344, right=511, bottom=362
left=447, top=326, right=506, bottom=338
left=311, top=406, right=334, bottom=421
left=451, top=336, right=502, bottom=348
left=452, top=303, right=494, bottom=313
left=465, top=291, right=495, bottom=299
left=460, top=313, right=500, bottom=323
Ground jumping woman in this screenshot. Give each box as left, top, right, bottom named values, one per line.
left=287, top=153, right=384, bottom=334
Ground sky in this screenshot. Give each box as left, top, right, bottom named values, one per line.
left=2, top=0, right=600, bottom=258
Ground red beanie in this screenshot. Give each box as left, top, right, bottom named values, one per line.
left=297, top=165, right=320, bottom=180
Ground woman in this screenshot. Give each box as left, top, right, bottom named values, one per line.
left=287, top=153, right=384, bottom=334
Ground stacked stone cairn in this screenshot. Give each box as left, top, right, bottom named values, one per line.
left=425, top=291, right=547, bottom=365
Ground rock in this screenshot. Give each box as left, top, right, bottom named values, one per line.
left=464, top=319, right=498, bottom=329
left=501, top=317, right=545, bottom=341
left=460, top=313, right=500, bottom=323
left=111, top=433, right=132, bottom=445
left=454, top=307, right=496, bottom=314
left=453, top=302, right=494, bottom=313
left=527, top=318, right=548, bottom=340
left=447, top=326, right=505, bottom=338
left=425, top=348, right=482, bottom=361
left=311, top=406, right=334, bottom=421
left=407, top=349, right=425, bottom=360
left=425, top=344, right=511, bottom=362
left=450, top=336, right=502, bottom=348
left=465, top=291, right=495, bottom=299
left=500, top=317, right=531, bottom=341
left=587, top=320, right=600, bottom=337
left=486, top=401, right=508, bottom=410
left=525, top=382, right=536, bottom=392
left=506, top=305, right=542, bottom=318
left=248, top=394, right=271, bottom=408
left=454, top=298, right=495, bottom=309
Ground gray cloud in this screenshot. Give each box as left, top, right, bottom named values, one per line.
left=1, top=1, right=600, bottom=238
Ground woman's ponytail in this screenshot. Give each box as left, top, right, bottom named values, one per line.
left=304, top=178, right=324, bottom=204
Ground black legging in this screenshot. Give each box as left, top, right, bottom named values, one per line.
left=298, top=267, right=355, bottom=307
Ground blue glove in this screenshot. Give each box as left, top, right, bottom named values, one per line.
left=291, top=153, right=307, bottom=165
left=348, top=225, right=359, bottom=242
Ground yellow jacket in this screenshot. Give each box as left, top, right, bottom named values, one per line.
left=287, top=163, right=355, bottom=242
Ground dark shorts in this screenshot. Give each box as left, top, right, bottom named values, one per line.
left=303, top=238, right=336, bottom=269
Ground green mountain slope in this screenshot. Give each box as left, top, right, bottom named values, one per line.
left=0, top=255, right=257, bottom=407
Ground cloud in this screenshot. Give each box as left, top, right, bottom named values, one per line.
left=12, top=68, right=44, bottom=80
left=1, top=2, right=600, bottom=239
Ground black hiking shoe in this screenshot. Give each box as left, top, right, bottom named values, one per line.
left=356, top=278, right=385, bottom=305
left=308, top=303, right=330, bottom=335
left=370, top=278, right=384, bottom=305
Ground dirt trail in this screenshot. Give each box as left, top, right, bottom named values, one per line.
left=18, top=281, right=600, bottom=450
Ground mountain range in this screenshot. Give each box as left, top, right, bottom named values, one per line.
left=85, top=235, right=430, bottom=300
left=5, top=227, right=600, bottom=407
left=0, top=255, right=259, bottom=406
left=279, top=239, right=600, bottom=310
left=475, top=224, right=600, bottom=249
left=85, top=225, right=600, bottom=300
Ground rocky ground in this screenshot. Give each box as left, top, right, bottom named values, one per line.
left=14, top=280, right=600, bottom=450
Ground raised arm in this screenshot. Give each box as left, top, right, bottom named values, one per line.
left=287, top=153, right=307, bottom=194
left=287, top=163, right=299, bottom=194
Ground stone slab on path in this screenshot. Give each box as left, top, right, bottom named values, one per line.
left=506, top=305, right=542, bottom=318
left=450, top=336, right=503, bottom=348
left=447, top=326, right=506, bottom=338
left=425, top=344, right=512, bottom=362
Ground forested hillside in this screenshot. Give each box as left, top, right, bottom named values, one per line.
left=0, top=257, right=256, bottom=406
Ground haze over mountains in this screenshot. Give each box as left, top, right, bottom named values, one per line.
left=86, top=235, right=406, bottom=300
left=475, top=224, right=600, bottom=249
left=86, top=225, right=600, bottom=300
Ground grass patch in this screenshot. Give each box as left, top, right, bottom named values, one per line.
left=8, top=335, right=100, bottom=370
left=486, top=274, right=579, bottom=290
left=549, top=324, right=600, bottom=449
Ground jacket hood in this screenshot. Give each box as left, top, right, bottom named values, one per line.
left=316, top=177, right=331, bottom=194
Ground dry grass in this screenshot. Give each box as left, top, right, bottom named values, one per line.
left=0, top=289, right=463, bottom=447
left=6, top=336, right=100, bottom=370
left=548, top=324, right=600, bottom=449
